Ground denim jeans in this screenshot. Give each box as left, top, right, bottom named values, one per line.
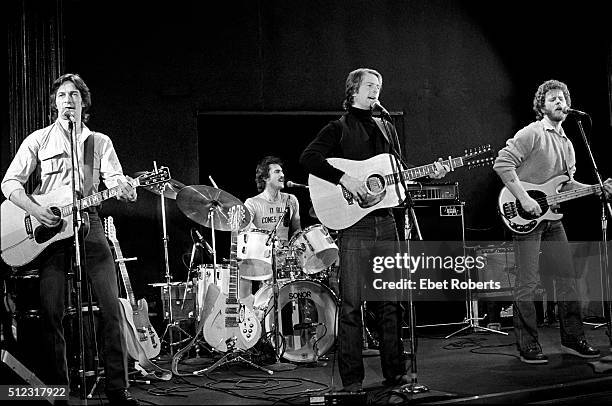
left=336, top=214, right=405, bottom=386
left=38, top=211, right=128, bottom=391
left=512, top=220, right=584, bottom=352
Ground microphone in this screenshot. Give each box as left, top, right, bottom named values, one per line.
left=371, top=100, right=391, bottom=117
left=283, top=203, right=290, bottom=227
left=562, top=106, right=588, bottom=116
left=63, top=110, right=76, bottom=122
left=293, top=322, right=325, bottom=330
left=192, top=228, right=213, bottom=256
left=286, top=180, right=308, bottom=189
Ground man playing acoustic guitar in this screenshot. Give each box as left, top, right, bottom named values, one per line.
left=1, top=73, right=139, bottom=404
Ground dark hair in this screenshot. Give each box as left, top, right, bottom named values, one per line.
left=49, top=73, right=92, bottom=123
left=532, top=79, right=571, bottom=120
left=255, top=156, right=283, bottom=192
left=343, top=68, right=382, bottom=110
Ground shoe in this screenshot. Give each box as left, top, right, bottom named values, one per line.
left=562, top=339, right=601, bottom=358
left=339, top=382, right=363, bottom=393
left=105, top=389, right=140, bottom=406
left=519, top=344, right=548, bottom=364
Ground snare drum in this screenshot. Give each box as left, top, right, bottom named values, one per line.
left=290, top=225, right=338, bottom=274
left=253, top=280, right=338, bottom=363
left=237, top=229, right=272, bottom=280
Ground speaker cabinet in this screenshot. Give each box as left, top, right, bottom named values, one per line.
left=410, top=203, right=467, bottom=327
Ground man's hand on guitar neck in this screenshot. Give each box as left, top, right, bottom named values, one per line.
left=117, top=176, right=137, bottom=202
left=603, top=178, right=612, bottom=198
left=339, top=173, right=368, bottom=205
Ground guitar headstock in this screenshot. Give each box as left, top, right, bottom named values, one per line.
left=104, top=216, right=118, bottom=244
left=136, top=166, right=171, bottom=187
left=228, top=205, right=246, bottom=232
left=462, top=144, right=496, bottom=169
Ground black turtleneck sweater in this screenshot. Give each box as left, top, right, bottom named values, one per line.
left=299, top=106, right=394, bottom=185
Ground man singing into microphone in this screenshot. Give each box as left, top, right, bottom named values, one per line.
left=494, top=79, right=612, bottom=364
left=1, top=73, right=139, bottom=404
left=300, top=68, right=447, bottom=394
left=238, top=156, right=301, bottom=300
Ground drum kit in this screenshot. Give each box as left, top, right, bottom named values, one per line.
left=142, top=174, right=340, bottom=365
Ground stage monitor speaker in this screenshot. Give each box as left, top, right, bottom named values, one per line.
left=410, top=203, right=467, bottom=327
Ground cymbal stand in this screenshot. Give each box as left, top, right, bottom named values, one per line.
left=266, top=215, right=296, bottom=372
left=157, top=169, right=191, bottom=356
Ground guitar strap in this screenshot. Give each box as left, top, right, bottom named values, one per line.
left=83, top=132, right=95, bottom=198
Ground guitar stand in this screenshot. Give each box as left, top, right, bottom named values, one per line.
left=192, top=338, right=273, bottom=375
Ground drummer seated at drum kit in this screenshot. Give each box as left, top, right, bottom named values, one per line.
left=237, top=156, right=302, bottom=302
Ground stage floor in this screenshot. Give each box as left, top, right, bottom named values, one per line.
left=67, top=322, right=612, bottom=405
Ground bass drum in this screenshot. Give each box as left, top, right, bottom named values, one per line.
left=253, top=280, right=337, bottom=363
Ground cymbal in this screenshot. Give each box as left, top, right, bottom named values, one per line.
left=176, top=185, right=251, bottom=231
left=135, top=172, right=186, bottom=199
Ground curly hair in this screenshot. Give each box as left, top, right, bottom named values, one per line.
left=342, top=68, right=382, bottom=110
left=255, top=156, right=284, bottom=192
left=532, top=79, right=571, bottom=120
left=49, top=73, right=92, bottom=123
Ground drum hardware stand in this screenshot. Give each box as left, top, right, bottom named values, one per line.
left=153, top=162, right=191, bottom=356
left=265, top=214, right=297, bottom=372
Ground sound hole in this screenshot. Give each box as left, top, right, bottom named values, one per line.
left=516, top=190, right=548, bottom=220
left=366, top=174, right=385, bottom=194
left=34, top=207, right=63, bottom=244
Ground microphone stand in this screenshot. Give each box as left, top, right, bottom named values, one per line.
left=266, top=210, right=296, bottom=372
left=378, top=113, right=428, bottom=394
left=572, top=116, right=612, bottom=349
left=68, top=119, right=88, bottom=401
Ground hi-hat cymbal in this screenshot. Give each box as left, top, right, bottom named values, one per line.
left=134, top=172, right=186, bottom=199
left=176, top=185, right=251, bottom=231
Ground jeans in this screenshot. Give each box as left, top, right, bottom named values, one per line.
left=512, top=220, right=584, bottom=352
left=38, top=211, right=128, bottom=391
left=336, top=214, right=405, bottom=386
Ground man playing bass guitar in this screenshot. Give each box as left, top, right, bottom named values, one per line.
left=494, top=79, right=612, bottom=364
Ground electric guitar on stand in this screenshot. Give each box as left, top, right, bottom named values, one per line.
left=202, top=205, right=261, bottom=352
left=308, top=146, right=494, bottom=230
left=104, top=216, right=160, bottom=360
left=1, top=167, right=171, bottom=267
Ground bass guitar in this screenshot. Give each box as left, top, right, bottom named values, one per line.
left=1, top=167, right=170, bottom=267
left=498, top=174, right=600, bottom=234
left=308, top=146, right=494, bottom=230
left=202, top=205, right=261, bottom=352
left=105, top=216, right=161, bottom=360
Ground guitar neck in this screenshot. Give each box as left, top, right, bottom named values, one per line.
left=387, top=157, right=464, bottom=185
left=547, top=185, right=600, bottom=205
left=228, top=232, right=238, bottom=301
left=58, top=178, right=139, bottom=217
left=112, top=242, right=137, bottom=307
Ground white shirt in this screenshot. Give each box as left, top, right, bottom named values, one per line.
left=1, top=121, right=128, bottom=199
